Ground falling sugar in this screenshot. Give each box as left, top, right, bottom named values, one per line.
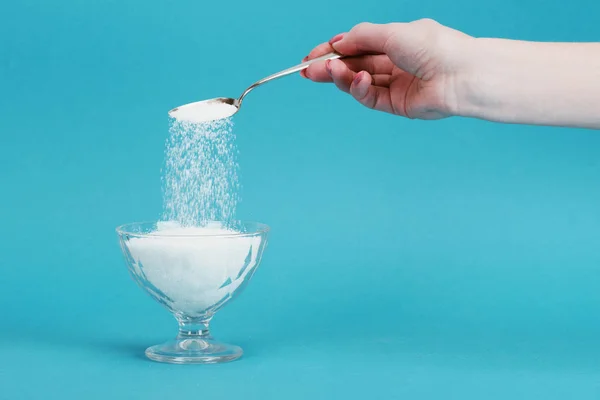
left=162, top=111, right=240, bottom=227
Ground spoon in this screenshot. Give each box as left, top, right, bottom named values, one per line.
left=168, top=52, right=343, bottom=121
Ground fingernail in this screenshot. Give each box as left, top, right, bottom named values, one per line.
left=325, top=60, right=332, bottom=75
left=302, top=56, right=309, bottom=62
left=353, top=72, right=363, bottom=85
left=329, top=33, right=344, bottom=45
left=300, top=69, right=307, bottom=79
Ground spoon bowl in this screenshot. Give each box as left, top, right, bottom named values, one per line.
left=168, top=97, right=238, bottom=122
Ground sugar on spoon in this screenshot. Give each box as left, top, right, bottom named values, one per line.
left=168, top=52, right=343, bottom=123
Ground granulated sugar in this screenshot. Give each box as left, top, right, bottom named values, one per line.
left=126, top=222, right=262, bottom=316
left=171, top=101, right=237, bottom=124
left=161, top=114, right=240, bottom=227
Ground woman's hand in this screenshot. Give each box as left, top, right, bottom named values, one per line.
left=302, top=19, right=474, bottom=120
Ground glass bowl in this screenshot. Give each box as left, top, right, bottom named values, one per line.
left=116, top=221, right=269, bottom=364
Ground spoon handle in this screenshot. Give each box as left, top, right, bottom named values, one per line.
left=266, top=51, right=343, bottom=80
left=237, top=52, right=344, bottom=105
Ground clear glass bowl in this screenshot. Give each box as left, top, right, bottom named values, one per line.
left=116, top=221, right=269, bottom=364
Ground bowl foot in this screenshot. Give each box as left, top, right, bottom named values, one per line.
left=145, top=337, right=242, bottom=364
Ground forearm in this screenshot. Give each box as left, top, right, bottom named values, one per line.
left=456, top=38, right=600, bottom=129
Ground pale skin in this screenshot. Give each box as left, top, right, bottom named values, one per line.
left=301, top=19, right=600, bottom=130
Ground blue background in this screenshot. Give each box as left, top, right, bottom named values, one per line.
left=2, top=0, right=600, bottom=398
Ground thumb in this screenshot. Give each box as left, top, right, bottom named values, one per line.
left=332, top=22, right=395, bottom=55
left=332, top=20, right=444, bottom=78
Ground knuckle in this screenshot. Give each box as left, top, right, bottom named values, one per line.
left=410, top=18, right=442, bottom=43
left=353, top=22, right=374, bottom=33
left=413, top=18, right=440, bottom=30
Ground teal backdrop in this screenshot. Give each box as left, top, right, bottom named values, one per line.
left=2, top=0, right=600, bottom=398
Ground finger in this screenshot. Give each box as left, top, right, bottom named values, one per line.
left=328, top=58, right=355, bottom=93
left=371, top=74, right=391, bottom=87
left=300, top=42, right=332, bottom=78
left=301, top=39, right=340, bottom=79
left=301, top=32, right=349, bottom=79
left=342, top=55, right=394, bottom=75
left=304, top=61, right=332, bottom=82
left=305, top=32, right=346, bottom=60
left=305, top=68, right=389, bottom=87
left=349, top=71, right=395, bottom=114
left=305, top=55, right=394, bottom=83
left=332, top=22, right=396, bottom=55
left=307, top=42, right=335, bottom=60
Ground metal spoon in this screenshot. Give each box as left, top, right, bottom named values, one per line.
left=168, top=52, right=343, bottom=120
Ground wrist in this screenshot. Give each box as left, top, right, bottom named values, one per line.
left=451, top=37, right=511, bottom=121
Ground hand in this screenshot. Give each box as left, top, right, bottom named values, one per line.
left=302, top=20, right=473, bottom=120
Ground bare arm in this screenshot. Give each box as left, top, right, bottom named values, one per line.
left=458, top=39, right=600, bottom=129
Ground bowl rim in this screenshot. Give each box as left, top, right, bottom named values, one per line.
left=116, top=221, right=270, bottom=239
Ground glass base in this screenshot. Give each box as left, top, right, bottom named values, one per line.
left=145, top=337, right=243, bottom=364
